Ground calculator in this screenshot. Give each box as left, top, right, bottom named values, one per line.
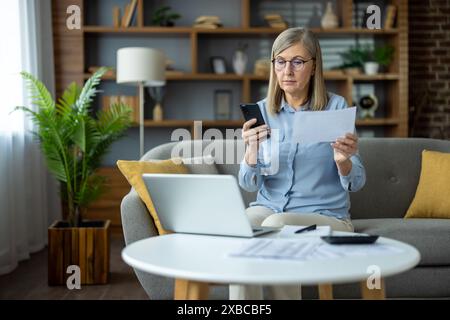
left=320, top=235, right=379, bottom=245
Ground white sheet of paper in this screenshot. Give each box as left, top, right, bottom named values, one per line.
left=277, top=225, right=331, bottom=238
left=292, top=107, right=357, bottom=144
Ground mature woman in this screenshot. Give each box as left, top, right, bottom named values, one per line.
left=231, top=27, right=366, bottom=300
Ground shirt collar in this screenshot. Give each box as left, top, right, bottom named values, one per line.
left=280, top=96, right=310, bottom=112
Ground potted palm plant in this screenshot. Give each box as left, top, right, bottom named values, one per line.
left=16, top=67, right=132, bottom=285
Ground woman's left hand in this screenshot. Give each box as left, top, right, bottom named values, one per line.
left=331, top=133, right=358, bottom=164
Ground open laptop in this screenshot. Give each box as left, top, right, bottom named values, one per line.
left=142, top=174, right=278, bottom=237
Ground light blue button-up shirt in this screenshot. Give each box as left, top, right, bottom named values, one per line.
left=239, top=92, right=366, bottom=220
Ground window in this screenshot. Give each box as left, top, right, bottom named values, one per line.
left=0, top=1, right=24, bottom=132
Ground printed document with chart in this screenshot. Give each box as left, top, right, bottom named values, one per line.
left=229, top=237, right=404, bottom=261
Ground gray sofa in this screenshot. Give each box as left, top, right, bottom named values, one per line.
left=120, top=138, right=450, bottom=299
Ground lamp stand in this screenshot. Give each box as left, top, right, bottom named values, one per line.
left=139, top=82, right=145, bottom=158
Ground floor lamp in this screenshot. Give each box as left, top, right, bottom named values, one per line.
left=117, top=47, right=166, bottom=158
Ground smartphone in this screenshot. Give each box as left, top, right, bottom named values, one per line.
left=240, top=103, right=266, bottom=129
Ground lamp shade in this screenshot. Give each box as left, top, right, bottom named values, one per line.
left=116, top=47, right=166, bottom=86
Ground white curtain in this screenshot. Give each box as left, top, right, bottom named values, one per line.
left=0, top=0, right=61, bottom=275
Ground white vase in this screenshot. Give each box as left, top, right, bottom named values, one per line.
left=321, top=2, right=339, bottom=29
left=364, top=62, right=379, bottom=75
left=153, top=103, right=163, bottom=121
left=232, top=50, right=248, bottom=75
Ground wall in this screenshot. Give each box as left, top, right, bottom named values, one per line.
left=409, top=0, right=450, bottom=139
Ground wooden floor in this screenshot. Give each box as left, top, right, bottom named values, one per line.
left=0, top=234, right=148, bottom=300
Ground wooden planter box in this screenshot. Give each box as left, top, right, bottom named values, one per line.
left=48, top=220, right=110, bottom=285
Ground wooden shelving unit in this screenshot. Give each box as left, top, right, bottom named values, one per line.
left=55, top=0, right=408, bottom=137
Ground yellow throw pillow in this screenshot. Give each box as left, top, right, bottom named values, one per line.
left=405, top=150, right=450, bottom=219
left=117, top=159, right=190, bottom=234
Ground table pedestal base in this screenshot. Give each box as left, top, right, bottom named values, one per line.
left=318, top=283, right=334, bottom=299
left=360, top=279, right=386, bottom=299
left=175, top=279, right=209, bottom=300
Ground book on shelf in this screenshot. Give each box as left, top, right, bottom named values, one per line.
left=122, top=0, right=138, bottom=27
left=384, top=5, right=396, bottom=29
left=112, top=6, right=120, bottom=28
left=165, top=70, right=185, bottom=76
left=193, top=23, right=222, bottom=29
left=103, top=95, right=139, bottom=124
left=193, top=15, right=223, bottom=28
left=121, top=4, right=130, bottom=27
left=195, top=15, right=221, bottom=24
left=265, top=14, right=282, bottom=20
left=269, top=22, right=288, bottom=28
left=264, top=14, right=288, bottom=28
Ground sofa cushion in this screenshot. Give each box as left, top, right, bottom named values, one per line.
left=405, top=150, right=450, bottom=219
left=179, top=154, right=219, bottom=174
left=352, top=218, right=450, bottom=266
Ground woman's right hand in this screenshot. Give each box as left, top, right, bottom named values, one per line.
left=242, top=118, right=270, bottom=167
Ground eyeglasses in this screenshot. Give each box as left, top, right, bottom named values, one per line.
left=271, top=57, right=315, bottom=71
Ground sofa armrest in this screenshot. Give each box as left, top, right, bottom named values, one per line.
left=120, top=189, right=174, bottom=299
left=120, top=189, right=159, bottom=245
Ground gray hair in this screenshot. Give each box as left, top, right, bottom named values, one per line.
left=266, top=27, right=328, bottom=114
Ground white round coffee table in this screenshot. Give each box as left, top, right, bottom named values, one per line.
left=122, top=233, right=420, bottom=300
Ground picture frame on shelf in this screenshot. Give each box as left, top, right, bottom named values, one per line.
left=214, top=90, right=232, bottom=120
left=210, top=56, right=227, bottom=74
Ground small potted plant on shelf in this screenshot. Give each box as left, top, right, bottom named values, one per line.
left=151, top=5, right=181, bottom=27
left=15, top=67, right=132, bottom=285
left=363, top=45, right=395, bottom=75
left=338, top=46, right=366, bottom=75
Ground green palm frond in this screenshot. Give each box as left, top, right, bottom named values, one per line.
left=41, top=146, right=69, bottom=182
left=57, top=82, right=81, bottom=116
left=76, top=174, right=106, bottom=206
left=97, top=103, right=132, bottom=136
left=20, top=71, right=55, bottom=111
left=13, top=106, right=40, bottom=125
left=15, top=105, right=71, bottom=184
left=87, top=103, right=132, bottom=168
left=72, top=118, right=86, bottom=152
left=82, top=117, right=103, bottom=170
left=75, top=67, right=109, bottom=115
left=84, top=117, right=102, bottom=149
